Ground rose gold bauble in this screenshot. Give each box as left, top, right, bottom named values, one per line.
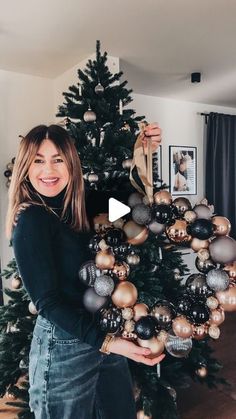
left=111, top=281, right=138, bottom=308
left=166, top=220, right=191, bottom=243
left=193, top=324, right=208, bottom=340
left=93, top=213, right=112, bottom=233
left=216, top=285, right=236, bottom=312
left=137, top=337, right=165, bottom=359
left=154, top=190, right=172, bottom=205
left=184, top=210, right=197, bottom=223
left=212, top=216, right=231, bottom=236
left=95, top=249, right=115, bottom=270
left=112, top=261, right=130, bottom=280
left=172, top=197, right=191, bottom=215
left=172, top=316, right=193, bottom=338
left=133, top=303, right=149, bottom=321
left=209, top=308, right=225, bottom=325
left=196, top=366, right=208, bottom=377
left=191, top=238, right=209, bottom=252
left=137, top=410, right=152, bottom=419
left=11, top=276, right=22, bottom=289
left=123, top=221, right=148, bottom=245
left=224, top=261, right=236, bottom=280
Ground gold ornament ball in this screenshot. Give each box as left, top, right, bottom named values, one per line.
left=123, top=221, right=148, bottom=245
left=196, top=366, right=208, bottom=378
left=122, top=307, right=134, bottom=320
left=137, top=410, right=152, bottom=419
left=11, top=276, right=22, bottom=289
left=166, top=219, right=191, bottom=243
left=133, top=303, right=149, bottom=321
left=111, top=281, right=138, bottom=308
left=206, top=296, right=219, bottom=310
left=95, top=249, right=115, bottom=270
left=172, top=316, right=193, bottom=338
left=113, top=218, right=125, bottom=229
left=191, top=238, right=209, bottom=252
left=184, top=210, right=197, bottom=223
left=28, top=301, right=38, bottom=315
left=197, top=248, right=210, bottom=261
left=93, top=213, right=112, bottom=233
left=154, top=190, right=172, bottom=205
left=137, top=337, right=165, bottom=359
left=212, top=216, right=231, bottom=236
left=112, top=261, right=130, bottom=281
left=158, top=330, right=168, bottom=343
left=224, top=261, right=236, bottom=280
left=216, top=285, right=236, bottom=312
left=193, top=324, right=208, bottom=340
left=208, top=325, right=220, bottom=339
left=124, top=320, right=135, bottom=333
left=209, top=308, right=225, bottom=326
left=127, top=252, right=140, bottom=266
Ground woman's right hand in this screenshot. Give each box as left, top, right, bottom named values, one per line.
left=108, top=337, right=165, bottom=366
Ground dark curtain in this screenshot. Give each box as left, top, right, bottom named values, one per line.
left=206, top=112, right=236, bottom=238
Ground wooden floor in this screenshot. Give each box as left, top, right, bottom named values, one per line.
left=1, top=313, right=236, bottom=419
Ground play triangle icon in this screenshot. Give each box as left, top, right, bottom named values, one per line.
left=108, top=198, right=131, bottom=222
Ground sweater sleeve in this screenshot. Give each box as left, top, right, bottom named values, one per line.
left=12, top=205, right=106, bottom=349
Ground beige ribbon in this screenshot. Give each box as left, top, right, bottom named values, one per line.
left=130, top=124, right=154, bottom=204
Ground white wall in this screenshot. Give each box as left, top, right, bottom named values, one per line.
left=0, top=69, right=54, bottom=291
left=132, top=94, right=236, bottom=205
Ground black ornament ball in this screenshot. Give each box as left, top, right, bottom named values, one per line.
left=151, top=301, right=176, bottom=330
left=189, top=303, right=210, bottom=324
left=78, top=261, right=101, bottom=287
left=134, top=315, right=157, bottom=340
left=104, top=228, right=125, bottom=247
left=152, top=204, right=175, bottom=225
left=88, top=234, right=103, bottom=254
left=176, top=295, right=194, bottom=316
left=187, top=218, right=214, bottom=240
left=132, top=203, right=152, bottom=225
left=99, top=307, right=123, bottom=333
left=113, top=243, right=130, bottom=259
left=186, top=273, right=212, bottom=297
left=195, top=257, right=216, bottom=274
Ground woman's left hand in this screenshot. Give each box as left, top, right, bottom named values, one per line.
left=141, top=123, right=162, bottom=154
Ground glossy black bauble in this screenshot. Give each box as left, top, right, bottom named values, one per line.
left=134, top=315, right=157, bottom=339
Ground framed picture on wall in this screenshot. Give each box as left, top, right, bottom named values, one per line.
left=153, top=145, right=162, bottom=186
left=169, top=145, right=197, bottom=195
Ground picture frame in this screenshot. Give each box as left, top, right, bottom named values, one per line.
left=169, top=145, right=197, bottom=195
left=153, top=145, right=162, bottom=186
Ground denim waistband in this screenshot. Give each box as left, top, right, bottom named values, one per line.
left=36, top=314, right=53, bottom=330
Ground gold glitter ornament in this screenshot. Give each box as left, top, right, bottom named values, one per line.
left=122, top=307, right=134, bottom=320
left=124, top=320, right=135, bottom=333
left=197, top=248, right=210, bottom=261
left=206, top=296, right=219, bottom=310
left=208, top=325, right=220, bottom=339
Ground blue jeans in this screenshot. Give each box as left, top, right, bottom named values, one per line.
left=29, top=315, right=136, bottom=419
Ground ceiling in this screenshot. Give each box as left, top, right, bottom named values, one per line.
left=1, top=0, right=236, bottom=107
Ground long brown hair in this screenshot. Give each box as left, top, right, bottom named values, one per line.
left=6, top=124, right=89, bottom=238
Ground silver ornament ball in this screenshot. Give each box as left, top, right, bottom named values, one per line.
left=94, top=275, right=115, bottom=296
left=206, top=268, right=230, bottom=292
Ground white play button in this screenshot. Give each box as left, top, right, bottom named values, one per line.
left=108, top=198, right=131, bottom=222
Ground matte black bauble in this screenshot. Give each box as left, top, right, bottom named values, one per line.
left=99, top=307, right=123, bottom=333
left=189, top=303, right=210, bottom=324
left=104, top=228, right=125, bottom=247
left=151, top=204, right=175, bottom=225
left=134, top=315, right=157, bottom=340
left=187, top=218, right=214, bottom=240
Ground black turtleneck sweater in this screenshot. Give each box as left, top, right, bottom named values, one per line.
left=12, top=189, right=102, bottom=348
left=12, top=188, right=130, bottom=349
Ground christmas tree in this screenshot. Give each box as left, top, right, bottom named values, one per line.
left=0, top=41, right=230, bottom=419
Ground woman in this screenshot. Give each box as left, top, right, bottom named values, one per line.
left=6, top=124, right=164, bottom=419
